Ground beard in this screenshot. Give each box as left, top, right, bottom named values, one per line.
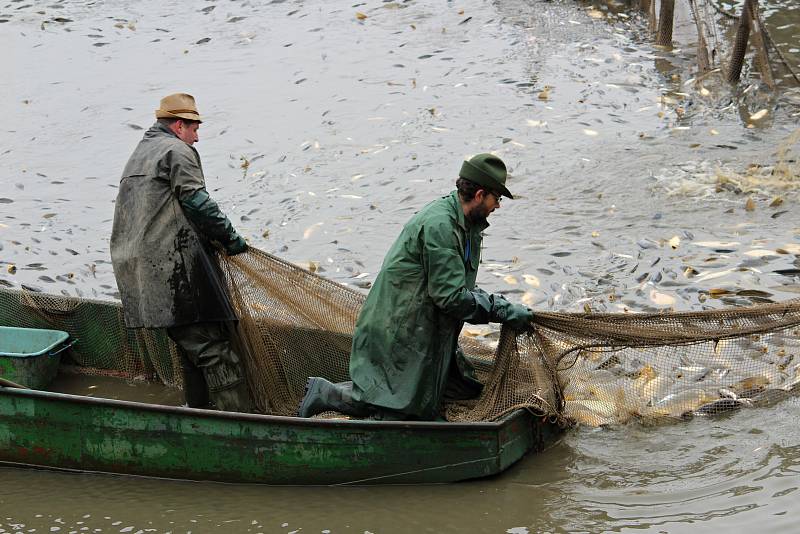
left=465, top=202, right=491, bottom=225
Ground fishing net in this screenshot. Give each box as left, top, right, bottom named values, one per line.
left=217, top=249, right=562, bottom=421
left=649, top=0, right=800, bottom=87
left=4, top=246, right=800, bottom=426
left=220, top=248, right=800, bottom=425
left=536, top=305, right=800, bottom=426
left=0, top=287, right=180, bottom=384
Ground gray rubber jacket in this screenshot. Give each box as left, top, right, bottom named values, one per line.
left=110, top=122, right=238, bottom=328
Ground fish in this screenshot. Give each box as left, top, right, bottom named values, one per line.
left=780, top=365, right=800, bottom=391
left=564, top=399, right=618, bottom=426
left=751, top=388, right=789, bottom=407
left=729, top=376, right=769, bottom=397
left=675, top=365, right=709, bottom=382
left=561, top=379, right=593, bottom=401
left=638, top=376, right=675, bottom=405
left=651, top=387, right=717, bottom=417
left=692, top=398, right=744, bottom=416
left=631, top=367, right=655, bottom=396
left=586, top=383, right=623, bottom=404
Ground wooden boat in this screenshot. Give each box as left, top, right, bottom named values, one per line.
left=0, top=287, right=562, bottom=484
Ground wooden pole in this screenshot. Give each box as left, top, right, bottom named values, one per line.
left=726, top=0, right=754, bottom=84
left=688, top=0, right=711, bottom=73
left=748, top=0, right=775, bottom=88
left=655, top=0, right=675, bottom=47
left=648, top=0, right=657, bottom=35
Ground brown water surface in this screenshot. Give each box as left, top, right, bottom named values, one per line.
left=2, top=0, right=800, bottom=531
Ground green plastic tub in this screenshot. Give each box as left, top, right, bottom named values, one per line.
left=0, top=326, right=72, bottom=389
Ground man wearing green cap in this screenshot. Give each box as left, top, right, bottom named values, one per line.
left=297, top=153, right=534, bottom=421
left=111, top=93, right=253, bottom=413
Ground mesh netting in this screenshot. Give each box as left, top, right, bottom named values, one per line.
left=220, top=249, right=800, bottom=424
left=0, top=288, right=181, bottom=385
left=218, top=249, right=561, bottom=421
left=4, top=247, right=800, bottom=426
left=536, top=306, right=800, bottom=425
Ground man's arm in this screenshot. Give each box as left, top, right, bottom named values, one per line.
left=472, top=287, right=534, bottom=331
left=421, top=221, right=532, bottom=330
left=181, top=190, right=247, bottom=255
left=168, top=146, right=247, bottom=255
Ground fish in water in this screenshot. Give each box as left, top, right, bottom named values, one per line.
left=750, top=388, right=789, bottom=408
left=692, top=398, right=745, bottom=416
left=647, top=387, right=718, bottom=418
left=563, top=399, right=619, bottom=427
left=676, top=365, right=710, bottom=382
left=637, top=375, right=674, bottom=406
left=730, top=376, right=769, bottom=397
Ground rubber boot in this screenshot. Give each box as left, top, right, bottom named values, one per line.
left=178, top=349, right=210, bottom=408
left=210, top=380, right=253, bottom=413
left=297, top=378, right=373, bottom=418
left=167, top=322, right=254, bottom=413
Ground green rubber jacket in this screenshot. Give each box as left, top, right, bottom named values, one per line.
left=350, top=190, right=522, bottom=420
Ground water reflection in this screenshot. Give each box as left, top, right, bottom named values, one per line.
left=4, top=408, right=799, bottom=533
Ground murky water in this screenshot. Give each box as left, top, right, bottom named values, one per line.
left=2, top=0, right=800, bottom=531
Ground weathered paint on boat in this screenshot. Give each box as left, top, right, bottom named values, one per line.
left=0, top=386, right=560, bottom=484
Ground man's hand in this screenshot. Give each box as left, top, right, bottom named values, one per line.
left=225, top=235, right=248, bottom=256
left=505, top=303, right=534, bottom=332
left=485, top=293, right=534, bottom=331
left=180, top=188, right=248, bottom=256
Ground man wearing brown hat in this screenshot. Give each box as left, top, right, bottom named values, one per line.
left=111, top=93, right=253, bottom=413
left=298, top=153, right=534, bottom=421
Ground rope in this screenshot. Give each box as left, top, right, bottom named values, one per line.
left=761, top=20, right=800, bottom=84
left=332, top=455, right=500, bottom=485
left=689, top=0, right=712, bottom=72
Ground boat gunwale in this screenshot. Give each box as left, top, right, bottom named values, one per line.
left=0, top=385, right=535, bottom=431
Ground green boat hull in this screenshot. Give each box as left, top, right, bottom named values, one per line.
left=0, top=387, right=559, bottom=484
left=0, top=287, right=562, bottom=484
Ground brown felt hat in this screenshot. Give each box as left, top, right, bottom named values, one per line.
left=155, top=93, right=203, bottom=123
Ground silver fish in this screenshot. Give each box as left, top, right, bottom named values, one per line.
left=693, top=398, right=744, bottom=416
left=676, top=365, right=710, bottom=382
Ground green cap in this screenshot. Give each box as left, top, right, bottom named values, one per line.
left=458, top=153, right=513, bottom=199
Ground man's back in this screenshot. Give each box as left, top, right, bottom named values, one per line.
left=111, top=122, right=235, bottom=329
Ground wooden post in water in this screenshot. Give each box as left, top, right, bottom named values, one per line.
left=748, top=1, right=775, bottom=88
left=688, top=0, right=711, bottom=73
left=647, top=0, right=657, bottom=35
left=655, top=0, right=675, bottom=47
left=726, top=0, right=755, bottom=84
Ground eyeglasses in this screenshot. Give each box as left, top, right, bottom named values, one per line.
left=488, top=191, right=501, bottom=204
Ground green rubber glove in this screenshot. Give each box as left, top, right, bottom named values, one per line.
left=487, top=294, right=534, bottom=331
left=225, top=235, right=248, bottom=256
left=504, top=303, right=534, bottom=331
left=180, top=188, right=247, bottom=255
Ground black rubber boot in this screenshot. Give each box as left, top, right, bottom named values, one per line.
left=210, top=380, right=254, bottom=413
left=297, top=377, right=330, bottom=418
left=297, top=378, right=373, bottom=418
left=178, top=349, right=210, bottom=408
left=167, top=321, right=254, bottom=413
